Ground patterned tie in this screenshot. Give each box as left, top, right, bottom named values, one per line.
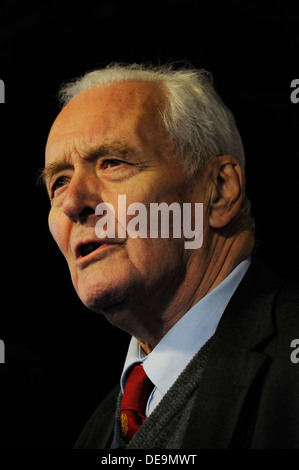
left=120, top=364, right=154, bottom=441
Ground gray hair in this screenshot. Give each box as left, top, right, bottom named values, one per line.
left=58, top=63, right=253, bottom=228
left=59, top=63, right=244, bottom=173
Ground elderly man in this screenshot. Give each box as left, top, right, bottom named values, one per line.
left=43, top=63, right=299, bottom=449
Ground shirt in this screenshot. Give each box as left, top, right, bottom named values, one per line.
left=120, top=256, right=251, bottom=417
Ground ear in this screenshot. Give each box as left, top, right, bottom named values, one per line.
left=209, top=155, right=244, bottom=229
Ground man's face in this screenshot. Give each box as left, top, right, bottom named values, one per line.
left=45, top=81, right=208, bottom=332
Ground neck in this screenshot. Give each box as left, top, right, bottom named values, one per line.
left=135, top=226, right=254, bottom=353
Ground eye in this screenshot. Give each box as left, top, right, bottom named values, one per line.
left=51, top=176, right=70, bottom=197
left=101, top=159, right=127, bottom=169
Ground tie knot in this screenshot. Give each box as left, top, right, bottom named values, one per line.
left=120, top=364, right=154, bottom=441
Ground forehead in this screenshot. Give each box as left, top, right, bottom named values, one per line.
left=45, top=80, right=166, bottom=163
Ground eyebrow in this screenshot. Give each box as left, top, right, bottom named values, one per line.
left=40, top=142, right=139, bottom=187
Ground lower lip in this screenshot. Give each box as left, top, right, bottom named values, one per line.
left=76, top=243, right=118, bottom=268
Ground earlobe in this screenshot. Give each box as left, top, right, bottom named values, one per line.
left=209, top=156, right=244, bottom=229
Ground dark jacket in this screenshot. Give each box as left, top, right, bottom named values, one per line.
left=74, top=258, right=299, bottom=449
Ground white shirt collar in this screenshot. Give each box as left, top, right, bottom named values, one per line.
left=120, top=256, right=251, bottom=395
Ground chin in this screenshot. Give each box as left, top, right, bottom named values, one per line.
left=80, top=287, right=138, bottom=336
left=76, top=277, right=129, bottom=314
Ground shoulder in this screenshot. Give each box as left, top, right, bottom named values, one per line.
left=217, top=256, right=299, bottom=351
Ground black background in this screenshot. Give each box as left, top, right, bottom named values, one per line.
left=0, top=0, right=298, bottom=448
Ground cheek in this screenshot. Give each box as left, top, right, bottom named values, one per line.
left=125, top=236, right=185, bottom=279
left=48, top=209, right=71, bottom=258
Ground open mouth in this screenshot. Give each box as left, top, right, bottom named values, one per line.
left=79, top=242, right=102, bottom=257
left=75, top=239, right=117, bottom=262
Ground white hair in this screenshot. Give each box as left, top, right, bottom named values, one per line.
left=59, top=63, right=245, bottom=173
left=58, top=63, right=253, bottom=228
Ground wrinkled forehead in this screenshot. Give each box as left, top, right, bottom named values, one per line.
left=45, top=80, right=167, bottom=164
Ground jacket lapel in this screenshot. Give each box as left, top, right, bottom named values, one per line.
left=181, top=336, right=271, bottom=448
left=181, top=257, right=283, bottom=449
left=73, top=385, right=120, bottom=449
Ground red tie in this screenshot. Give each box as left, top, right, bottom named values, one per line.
left=120, top=364, right=154, bottom=441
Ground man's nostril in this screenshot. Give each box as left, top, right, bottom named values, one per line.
left=78, top=207, right=95, bottom=223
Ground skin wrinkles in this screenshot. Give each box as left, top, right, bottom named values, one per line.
left=42, top=141, right=152, bottom=196
left=45, top=80, right=254, bottom=352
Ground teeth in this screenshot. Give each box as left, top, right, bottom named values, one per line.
left=80, top=242, right=100, bottom=257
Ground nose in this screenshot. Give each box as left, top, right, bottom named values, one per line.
left=62, top=171, right=100, bottom=223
